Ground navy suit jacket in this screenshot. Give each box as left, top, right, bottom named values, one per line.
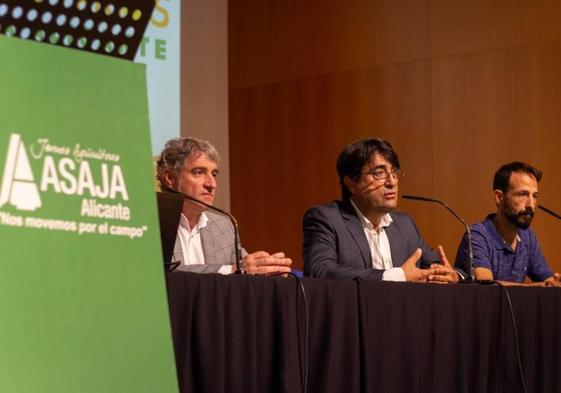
left=303, top=200, right=440, bottom=280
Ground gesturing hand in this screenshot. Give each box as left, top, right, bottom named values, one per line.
left=428, top=246, right=459, bottom=283
left=402, top=248, right=433, bottom=282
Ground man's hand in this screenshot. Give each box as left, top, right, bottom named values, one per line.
left=428, top=246, right=459, bottom=283
left=239, top=251, right=292, bottom=275
left=545, top=272, right=561, bottom=287
left=402, top=248, right=434, bottom=282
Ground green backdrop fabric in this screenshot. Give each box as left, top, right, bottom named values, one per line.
left=0, top=37, right=177, bottom=393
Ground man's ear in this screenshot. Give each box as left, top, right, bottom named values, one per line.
left=162, top=170, right=176, bottom=190
left=343, top=176, right=356, bottom=195
left=494, top=189, right=504, bottom=207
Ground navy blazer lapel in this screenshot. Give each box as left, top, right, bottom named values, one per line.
left=339, top=200, right=372, bottom=268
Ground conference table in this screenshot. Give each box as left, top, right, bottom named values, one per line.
left=166, top=271, right=561, bottom=393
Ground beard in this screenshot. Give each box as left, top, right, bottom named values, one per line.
left=504, top=207, right=534, bottom=229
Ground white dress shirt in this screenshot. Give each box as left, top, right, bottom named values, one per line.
left=350, top=200, right=406, bottom=281
left=173, top=212, right=233, bottom=274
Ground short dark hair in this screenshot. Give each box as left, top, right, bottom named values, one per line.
left=493, top=161, right=543, bottom=192
left=336, top=138, right=400, bottom=200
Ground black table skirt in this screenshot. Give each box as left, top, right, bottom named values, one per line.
left=166, top=272, right=561, bottom=393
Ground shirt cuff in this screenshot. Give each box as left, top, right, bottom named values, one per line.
left=382, top=267, right=406, bottom=282
left=218, top=265, right=234, bottom=275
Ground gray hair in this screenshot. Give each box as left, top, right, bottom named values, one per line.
left=156, top=137, right=220, bottom=189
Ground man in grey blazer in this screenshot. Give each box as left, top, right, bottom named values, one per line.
left=303, top=138, right=459, bottom=282
left=157, top=137, right=292, bottom=275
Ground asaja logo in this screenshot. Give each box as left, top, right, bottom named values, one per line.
left=0, top=134, right=42, bottom=211
left=0, top=132, right=131, bottom=219
left=0, top=133, right=147, bottom=239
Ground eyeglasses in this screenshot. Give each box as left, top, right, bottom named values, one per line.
left=360, top=168, right=405, bottom=181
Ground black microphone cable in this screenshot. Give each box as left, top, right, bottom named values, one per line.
left=402, top=194, right=528, bottom=391
left=491, top=281, right=528, bottom=393
left=253, top=270, right=309, bottom=393
left=285, top=272, right=309, bottom=393
left=499, top=203, right=561, bottom=392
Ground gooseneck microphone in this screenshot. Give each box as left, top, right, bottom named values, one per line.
left=165, top=188, right=246, bottom=274
left=401, top=194, right=475, bottom=281
left=538, top=205, right=561, bottom=220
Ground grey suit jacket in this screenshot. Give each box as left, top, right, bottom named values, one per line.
left=175, top=211, right=247, bottom=274
left=302, top=200, right=440, bottom=280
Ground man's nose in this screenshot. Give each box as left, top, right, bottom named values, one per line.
left=204, top=173, right=217, bottom=189
left=385, top=174, right=398, bottom=187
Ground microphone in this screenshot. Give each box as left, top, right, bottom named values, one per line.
left=164, top=188, right=246, bottom=274
left=538, top=205, right=561, bottom=220
left=401, top=194, right=475, bottom=281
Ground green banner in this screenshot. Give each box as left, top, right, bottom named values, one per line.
left=0, top=37, right=177, bottom=393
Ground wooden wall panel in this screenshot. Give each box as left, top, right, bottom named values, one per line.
left=428, top=55, right=474, bottom=254
left=180, top=0, right=230, bottom=207
left=464, top=48, right=516, bottom=182
left=229, top=0, right=561, bottom=273
left=365, top=62, right=436, bottom=244
left=509, top=42, right=561, bottom=268
left=429, top=0, right=561, bottom=57
left=429, top=0, right=501, bottom=57
left=230, top=63, right=439, bottom=265
left=361, top=0, right=430, bottom=68
left=229, top=0, right=431, bottom=90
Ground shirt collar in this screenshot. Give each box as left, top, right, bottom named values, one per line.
left=350, top=199, right=393, bottom=231
left=483, top=213, right=522, bottom=251
left=179, top=212, right=209, bottom=233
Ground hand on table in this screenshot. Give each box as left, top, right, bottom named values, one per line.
left=239, top=251, right=292, bottom=275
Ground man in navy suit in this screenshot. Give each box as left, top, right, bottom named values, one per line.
left=303, top=138, right=459, bottom=282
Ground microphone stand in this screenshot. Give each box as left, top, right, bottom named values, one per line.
left=538, top=205, right=561, bottom=220
left=402, top=195, right=475, bottom=281
left=165, top=189, right=246, bottom=274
